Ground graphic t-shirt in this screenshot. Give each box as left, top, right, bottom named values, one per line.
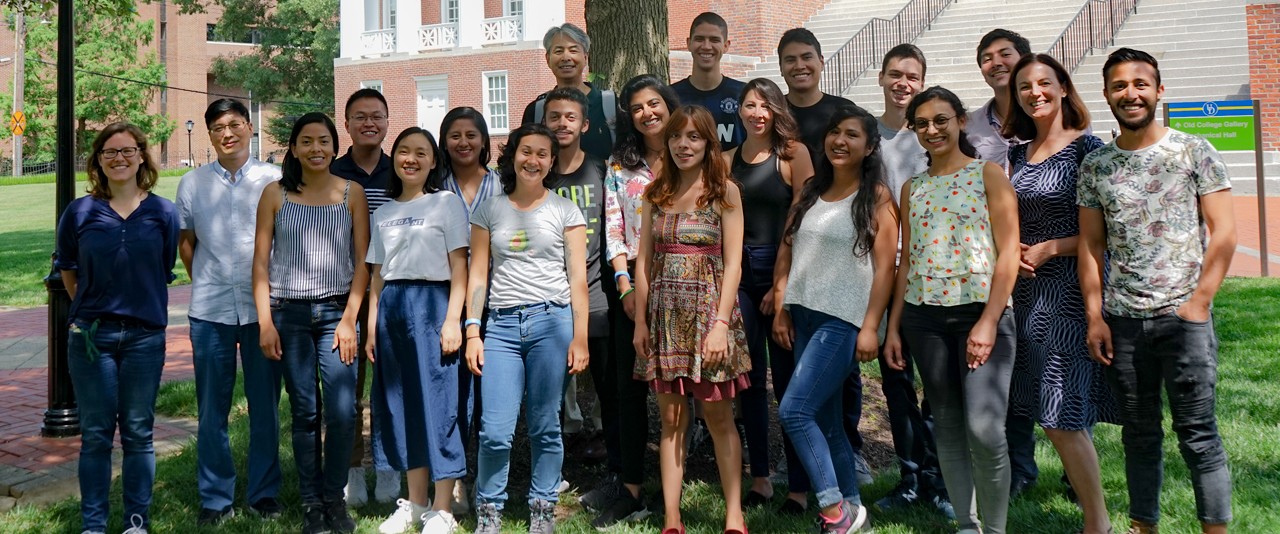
left=672, top=77, right=747, bottom=150
left=1077, top=128, right=1231, bottom=318
left=789, top=92, right=855, bottom=170
left=471, top=192, right=586, bottom=309
left=545, top=156, right=608, bottom=321
left=523, top=83, right=614, bottom=162
left=367, top=191, right=470, bottom=281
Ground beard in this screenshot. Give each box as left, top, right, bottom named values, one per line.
left=1112, top=101, right=1157, bottom=131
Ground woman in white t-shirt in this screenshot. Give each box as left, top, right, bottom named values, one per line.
left=364, top=127, right=470, bottom=534
left=463, top=123, right=589, bottom=534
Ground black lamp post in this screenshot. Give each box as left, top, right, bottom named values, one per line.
left=185, top=120, right=194, bottom=167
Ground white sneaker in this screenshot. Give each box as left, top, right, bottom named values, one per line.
left=345, top=466, right=369, bottom=507
left=556, top=479, right=571, bottom=494
left=375, top=469, right=403, bottom=503
left=380, top=499, right=429, bottom=534
left=121, top=514, right=148, bottom=534
left=419, top=509, right=459, bottom=534
left=450, top=480, right=471, bottom=516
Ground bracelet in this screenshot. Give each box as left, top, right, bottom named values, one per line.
left=466, top=334, right=481, bottom=340
left=463, top=318, right=482, bottom=328
left=620, top=288, right=634, bottom=299
left=613, top=271, right=631, bottom=282
left=712, top=317, right=730, bottom=327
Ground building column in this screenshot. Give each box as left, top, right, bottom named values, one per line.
left=339, top=0, right=366, bottom=58
left=395, top=0, right=421, bottom=54
left=456, top=0, right=483, bottom=48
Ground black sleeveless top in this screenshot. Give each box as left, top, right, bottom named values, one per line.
left=732, top=150, right=791, bottom=246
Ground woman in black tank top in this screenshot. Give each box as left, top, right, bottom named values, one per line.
left=723, top=78, right=816, bottom=513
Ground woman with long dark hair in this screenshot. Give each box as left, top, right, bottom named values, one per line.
left=464, top=123, right=589, bottom=534
left=633, top=105, right=751, bottom=534
left=57, top=123, right=179, bottom=534
left=722, top=77, right=814, bottom=513
left=252, top=112, right=370, bottom=534
left=884, top=87, right=1020, bottom=534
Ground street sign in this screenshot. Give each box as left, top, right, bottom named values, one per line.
left=8, top=111, right=25, bottom=136
left=1166, top=100, right=1254, bottom=151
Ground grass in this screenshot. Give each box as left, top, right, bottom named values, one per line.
left=0, top=170, right=189, bottom=307
left=1, top=278, right=1277, bottom=533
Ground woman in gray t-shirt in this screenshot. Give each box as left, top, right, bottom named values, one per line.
left=461, top=123, right=588, bottom=533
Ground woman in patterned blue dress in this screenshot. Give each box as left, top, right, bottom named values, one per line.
left=1002, top=54, right=1118, bottom=534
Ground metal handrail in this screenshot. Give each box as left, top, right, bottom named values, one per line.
left=1047, top=0, right=1140, bottom=73
left=820, top=0, right=955, bottom=96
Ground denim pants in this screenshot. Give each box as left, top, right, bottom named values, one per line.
left=273, top=296, right=358, bottom=506
left=67, top=319, right=167, bottom=532
left=1105, top=313, right=1232, bottom=525
left=191, top=317, right=283, bottom=510
left=877, top=336, right=946, bottom=496
left=476, top=303, right=572, bottom=508
left=778, top=306, right=863, bottom=509
left=902, top=303, right=1015, bottom=534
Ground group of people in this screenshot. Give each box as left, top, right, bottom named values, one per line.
left=54, top=11, right=1236, bottom=534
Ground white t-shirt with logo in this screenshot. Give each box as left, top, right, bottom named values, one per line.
left=472, top=192, right=586, bottom=309
left=367, top=191, right=470, bottom=281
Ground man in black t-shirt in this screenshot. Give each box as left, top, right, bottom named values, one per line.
left=521, top=23, right=616, bottom=162
left=671, top=12, right=746, bottom=151
left=777, top=28, right=856, bottom=171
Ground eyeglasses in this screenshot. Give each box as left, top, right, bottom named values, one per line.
left=99, top=147, right=140, bottom=159
left=351, top=113, right=388, bottom=124
left=911, top=115, right=955, bottom=132
left=210, top=121, right=247, bottom=134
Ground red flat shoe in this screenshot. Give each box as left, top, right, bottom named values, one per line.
left=660, top=525, right=685, bottom=534
left=724, top=527, right=748, bottom=534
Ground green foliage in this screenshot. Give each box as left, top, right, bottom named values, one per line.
left=2, top=1, right=174, bottom=162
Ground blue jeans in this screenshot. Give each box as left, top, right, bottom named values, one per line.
left=778, top=306, right=863, bottom=509
left=67, top=319, right=167, bottom=532
left=272, top=296, right=358, bottom=506
left=1105, top=313, right=1232, bottom=525
left=191, top=317, right=283, bottom=510
left=476, top=303, right=572, bottom=509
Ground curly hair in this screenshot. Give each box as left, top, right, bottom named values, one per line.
left=496, top=123, right=559, bottom=195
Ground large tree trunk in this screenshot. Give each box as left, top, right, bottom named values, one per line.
left=585, top=0, right=668, bottom=92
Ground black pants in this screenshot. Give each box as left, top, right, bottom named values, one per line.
left=600, top=264, right=651, bottom=486
left=877, top=335, right=946, bottom=496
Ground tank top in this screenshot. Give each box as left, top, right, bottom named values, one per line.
left=783, top=191, right=881, bottom=335
left=733, top=150, right=791, bottom=246
left=269, top=180, right=355, bottom=299
left=905, top=160, right=999, bottom=306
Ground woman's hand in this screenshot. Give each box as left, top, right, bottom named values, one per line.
left=855, top=328, right=879, bottom=363
left=441, top=321, right=462, bottom=355
left=632, top=321, right=650, bottom=361
left=883, top=330, right=905, bottom=371
left=965, top=318, right=997, bottom=368
left=1018, top=242, right=1055, bottom=278
left=465, top=337, right=485, bottom=376
left=335, top=318, right=358, bottom=365
left=622, top=290, right=637, bottom=321
left=760, top=290, right=776, bottom=316
left=259, top=321, right=282, bottom=361
left=568, top=337, right=590, bottom=374
left=364, top=331, right=377, bottom=363
left=772, top=309, right=794, bottom=350
left=703, top=321, right=729, bottom=368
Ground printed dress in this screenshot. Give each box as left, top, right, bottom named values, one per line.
left=635, top=204, right=751, bottom=401
left=1008, top=136, right=1118, bottom=430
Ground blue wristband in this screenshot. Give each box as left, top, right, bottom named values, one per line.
left=614, top=271, right=631, bottom=282
left=463, top=318, right=482, bottom=328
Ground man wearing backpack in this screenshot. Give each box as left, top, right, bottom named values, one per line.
left=520, top=23, right=617, bottom=163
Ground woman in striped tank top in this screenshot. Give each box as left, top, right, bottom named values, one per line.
left=252, top=112, right=371, bottom=534
left=884, top=87, right=1021, bottom=534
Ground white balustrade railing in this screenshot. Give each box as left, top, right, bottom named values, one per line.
left=480, top=15, right=522, bottom=45
left=361, top=29, right=396, bottom=55
left=419, top=22, right=458, bottom=50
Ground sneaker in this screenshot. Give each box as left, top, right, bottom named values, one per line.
left=579, top=473, right=622, bottom=512
left=1009, top=475, right=1036, bottom=499
left=345, top=466, right=369, bottom=507
left=776, top=498, right=807, bottom=516
left=929, top=493, right=956, bottom=521
left=556, top=479, right=572, bottom=494
left=375, top=469, right=403, bottom=503
left=197, top=506, right=235, bottom=526
left=874, top=480, right=920, bottom=511
left=122, top=514, right=149, bottom=534
left=451, top=480, right=472, bottom=516
left=853, top=453, right=874, bottom=486
left=250, top=497, right=284, bottom=519
left=79, top=531, right=106, bottom=534
left=303, top=505, right=331, bottom=534
left=1126, top=519, right=1159, bottom=534
left=380, top=499, right=429, bottom=534
left=420, top=509, right=459, bottom=534
left=817, top=502, right=868, bottom=533
left=528, top=498, right=556, bottom=534
left=590, top=489, right=649, bottom=530
left=325, top=500, right=357, bottom=534
left=473, top=503, right=502, bottom=534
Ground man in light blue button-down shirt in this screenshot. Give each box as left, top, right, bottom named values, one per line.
left=176, top=99, right=284, bottom=525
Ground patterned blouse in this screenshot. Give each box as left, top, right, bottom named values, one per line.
left=603, top=158, right=655, bottom=262
left=905, top=160, right=998, bottom=306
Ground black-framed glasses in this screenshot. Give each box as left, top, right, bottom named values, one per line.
left=100, top=147, right=140, bottom=159
left=210, top=122, right=247, bottom=134
left=911, top=115, right=954, bottom=132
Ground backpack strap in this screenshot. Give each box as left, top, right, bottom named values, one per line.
left=534, top=97, right=545, bottom=126
left=601, top=90, right=617, bottom=144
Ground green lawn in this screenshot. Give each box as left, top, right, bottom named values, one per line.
left=1, top=278, right=1277, bottom=533
left=0, top=170, right=188, bottom=307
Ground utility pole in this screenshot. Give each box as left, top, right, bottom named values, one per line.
left=11, top=9, right=24, bottom=177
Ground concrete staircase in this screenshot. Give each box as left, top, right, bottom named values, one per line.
left=742, top=0, right=918, bottom=89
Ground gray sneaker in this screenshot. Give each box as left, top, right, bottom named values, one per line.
left=853, top=453, right=874, bottom=486
left=474, top=503, right=501, bottom=534
left=579, top=473, right=622, bottom=512
left=528, top=499, right=556, bottom=534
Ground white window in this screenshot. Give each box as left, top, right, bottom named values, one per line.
left=361, top=80, right=384, bottom=93
left=416, top=76, right=449, bottom=141
left=483, top=71, right=509, bottom=133
left=505, top=0, right=523, bottom=16
left=387, top=0, right=396, bottom=28
left=444, top=0, right=459, bottom=23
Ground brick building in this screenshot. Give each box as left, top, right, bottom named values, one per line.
left=1248, top=0, right=1280, bottom=152
left=333, top=0, right=831, bottom=155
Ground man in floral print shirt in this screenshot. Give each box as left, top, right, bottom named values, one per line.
left=1077, top=48, right=1236, bottom=534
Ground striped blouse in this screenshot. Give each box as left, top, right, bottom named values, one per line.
left=269, top=181, right=355, bottom=299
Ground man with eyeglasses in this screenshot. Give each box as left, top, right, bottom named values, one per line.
left=177, top=99, right=285, bottom=525
left=330, top=88, right=401, bottom=506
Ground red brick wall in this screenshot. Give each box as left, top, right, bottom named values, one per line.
left=566, top=0, right=586, bottom=29
left=667, top=0, right=715, bottom=50
left=1248, top=3, right=1280, bottom=151
left=667, top=0, right=830, bottom=59
left=423, top=0, right=441, bottom=25
left=485, top=0, right=503, bottom=18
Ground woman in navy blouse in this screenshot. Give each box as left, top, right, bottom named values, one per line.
left=55, top=123, right=180, bottom=534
